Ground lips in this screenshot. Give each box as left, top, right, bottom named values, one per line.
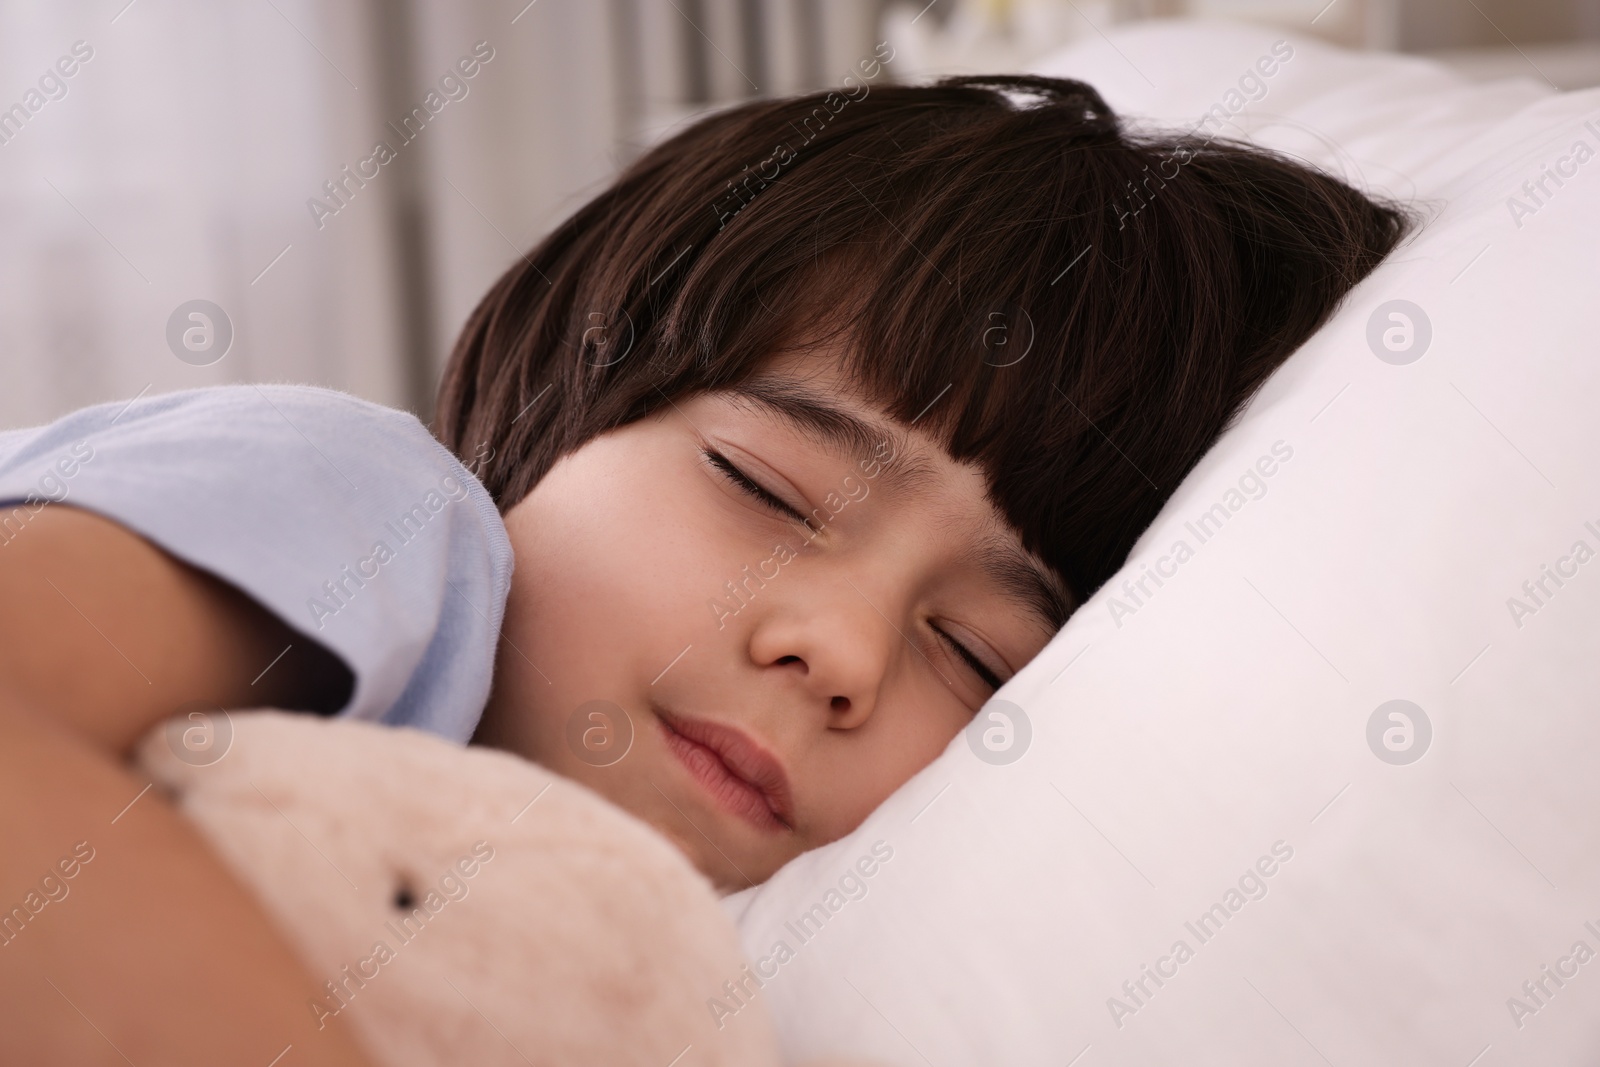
left=654, top=705, right=794, bottom=834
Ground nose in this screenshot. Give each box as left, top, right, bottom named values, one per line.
left=745, top=576, right=897, bottom=731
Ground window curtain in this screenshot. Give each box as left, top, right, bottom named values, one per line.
left=0, top=0, right=879, bottom=431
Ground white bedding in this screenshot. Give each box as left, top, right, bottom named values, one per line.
left=723, top=19, right=1600, bottom=1065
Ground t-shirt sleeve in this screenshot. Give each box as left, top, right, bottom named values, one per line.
left=0, top=384, right=514, bottom=743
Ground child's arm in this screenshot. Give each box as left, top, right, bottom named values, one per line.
left=0, top=504, right=378, bottom=1066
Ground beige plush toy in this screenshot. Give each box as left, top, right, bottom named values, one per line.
left=136, top=710, right=841, bottom=1067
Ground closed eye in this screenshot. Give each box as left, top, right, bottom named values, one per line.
left=701, top=449, right=807, bottom=522
left=931, top=623, right=1003, bottom=691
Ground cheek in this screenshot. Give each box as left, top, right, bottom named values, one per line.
left=540, top=442, right=743, bottom=635
left=492, top=432, right=746, bottom=750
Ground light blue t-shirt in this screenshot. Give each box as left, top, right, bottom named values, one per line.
left=0, top=384, right=514, bottom=742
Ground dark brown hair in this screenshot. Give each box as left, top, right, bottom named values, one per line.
left=435, top=73, right=1414, bottom=615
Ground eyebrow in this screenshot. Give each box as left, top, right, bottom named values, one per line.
left=721, top=374, right=1074, bottom=634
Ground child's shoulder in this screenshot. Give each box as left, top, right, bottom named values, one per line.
left=140, top=382, right=426, bottom=431
left=1, top=383, right=438, bottom=469
left=0, top=384, right=512, bottom=743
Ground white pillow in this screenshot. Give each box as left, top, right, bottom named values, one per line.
left=721, top=18, right=1600, bottom=1066
left=1024, top=17, right=1554, bottom=201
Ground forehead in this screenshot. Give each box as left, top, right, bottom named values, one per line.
left=707, top=357, right=1074, bottom=632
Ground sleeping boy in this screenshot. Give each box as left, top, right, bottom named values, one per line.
left=0, top=72, right=1410, bottom=1064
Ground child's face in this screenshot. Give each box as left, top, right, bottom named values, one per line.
left=474, top=351, right=1066, bottom=891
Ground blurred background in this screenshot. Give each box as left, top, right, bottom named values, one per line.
left=2, top=0, right=1596, bottom=430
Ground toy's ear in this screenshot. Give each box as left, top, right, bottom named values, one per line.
left=135, top=709, right=786, bottom=1067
